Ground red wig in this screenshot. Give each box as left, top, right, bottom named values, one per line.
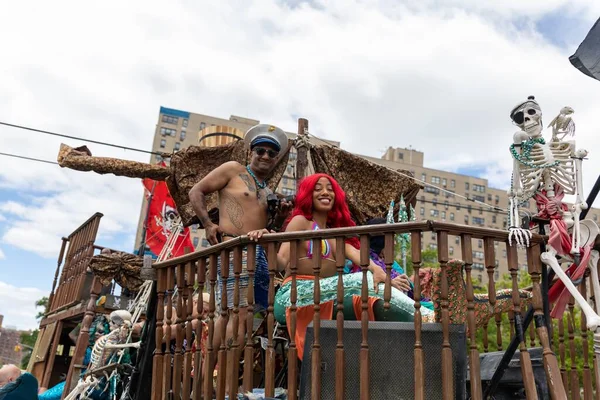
left=286, top=173, right=360, bottom=249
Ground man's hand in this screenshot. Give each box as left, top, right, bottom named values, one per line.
left=392, top=274, right=411, bottom=293
left=247, top=228, right=273, bottom=242
left=205, top=223, right=223, bottom=246
left=276, top=199, right=293, bottom=220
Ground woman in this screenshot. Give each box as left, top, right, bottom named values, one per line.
left=249, top=174, right=434, bottom=360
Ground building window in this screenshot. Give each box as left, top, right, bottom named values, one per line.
left=283, top=177, right=289, bottom=185
left=191, top=224, right=198, bottom=233
left=160, top=139, right=166, bottom=148
left=456, top=202, right=461, bottom=210
left=478, top=239, right=483, bottom=248
left=162, top=115, right=179, bottom=125
left=441, top=211, right=446, bottom=220
left=473, top=184, right=485, bottom=193
left=442, top=178, right=447, bottom=186
left=467, top=205, right=472, bottom=213
left=425, top=186, right=440, bottom=195
left=430, top=209, right=439, bottom=217
left=444, top=201, right=449, bottom=209
left=431, top=176, right=441, bottom=184
left=445, top=191, right=455, bottom=198
left=174, top=142, right=181, bottom=151
left=156, top=155, right=163, bottom=162
left=494, top=271, right=499, bottom=281
left=420, top=207, right=425, bottom=216
left=492, top=215, right=497, bottom=224
left=464, top=215, right=469, bottom=224
left=182, top=118, right=188, bottom=127
left=397, top=152, right=404, bottom=160
left=455, top=236, right=460, bottom=245
left=473, top=195, right=485, bottom=202
left=421, top=173, right=426, bottom=182
left=502, top=249, right=507, bottom=258
left=472, top=217, right=485, bottom=225
left=282, top=187, right=295, bottom=196
left=289, top=152, right=297, bottom=161
left=449, top=246, right=454, bottom=255
left=465, top=182, right=469, bottom=190
left=473, top=263, right=484, bottom=271
left=429, top=243, right=438, bottom=250
left=193, top=237, right=199, bottom=247
left=200, top=122, right=206, bottom=130
left=432, top=198, right=437, bottom=206
left=450, top=213, right=455, bottom=221
left=473, top=251, right=484, bottom=259
left=180, top=131, right=186, bottom=141
left=495, top=195, right=500, bottom=205
left=450, top=179, right=456, bottom=188
left=201, top=239, right=209, bottom=247
left=160, top=127, right=177, bottom=136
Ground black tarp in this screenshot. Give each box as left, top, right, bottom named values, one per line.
left=569, top=17, right=600, bottom=81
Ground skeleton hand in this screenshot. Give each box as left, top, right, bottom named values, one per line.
left=508, top=227, right=532, bottom=248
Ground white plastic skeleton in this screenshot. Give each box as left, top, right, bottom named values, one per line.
left=507, top=95, right=600, bottom=332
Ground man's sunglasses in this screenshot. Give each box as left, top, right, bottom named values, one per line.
left=253, top=147, right=279, bottom=158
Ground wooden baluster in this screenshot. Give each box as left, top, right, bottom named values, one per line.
left=482, top=322, right=489, bottom=353
left=204, top=254, right=218, bottom=400
left=312, top=238, right=323, bottom=400
left=559, top=317, right=568, bottom=392
left=527, top=244, right=566, bottom=398
left=194, top=258, right=206, bottom=400
left=582, top=274, right=593, bottom=400
left=183, top=261, right=194, bottom=400
left=163, top=267, right=175, bottom=399
left=383, top=233, right=394, bottom=309
left=461, top=234, right=481, bottom=399
left=265, top=242, right=277, bottom=397
left=411, top=231, right=425, bottom=400
left=243, top=244, right=256, bottom=393
left=508, top=310, right=515, bottom=339
left=568, top=295, right=579, bottom=398
left=335, top=237, right=345, bottom=400
left=287, top=240, right=299, bottom=400
left=228, top=246, right=242, bottom=399
left=217, top=250, right=229, bottom=400
left=152, top=268, right=165, bottom=400
left=359, top=235, right=370, bottom=400
left=484, top=238, right=500, bottom=351
left=507, top=242, right=537, bottom=399
left=529, top=320, right=536, bottom=348
left=173, top=264, right=185, bottom=400
left=437, top=230, right=453, bottom=400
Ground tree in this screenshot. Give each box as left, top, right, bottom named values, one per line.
left=18, top=296, right=48, bottom=369
left=395, top=239, right=439, bottom=277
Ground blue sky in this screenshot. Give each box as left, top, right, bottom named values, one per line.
left=1, top=0, right=600, bottom=330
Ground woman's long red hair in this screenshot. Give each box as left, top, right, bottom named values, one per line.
left=286, top=173, right=360, bottom=249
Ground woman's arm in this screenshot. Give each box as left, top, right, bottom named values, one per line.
left=275, top=216, right=310, bottom=272
left=344, top=243, right=387, bottom=292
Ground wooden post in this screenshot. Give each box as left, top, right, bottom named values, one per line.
left=48, top=237, right=68, bottom=313
left=296, top=118, right=309, bottom=191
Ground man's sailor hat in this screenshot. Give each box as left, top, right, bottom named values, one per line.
left=244, top=124, right=287, bottom=152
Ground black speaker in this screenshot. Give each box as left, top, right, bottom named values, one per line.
left=300, top=321, right=468, bottom=400
left=473, top=347, right=549, bottom=399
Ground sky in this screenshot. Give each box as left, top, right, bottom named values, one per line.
left=1, top=0, right=600, bottom=330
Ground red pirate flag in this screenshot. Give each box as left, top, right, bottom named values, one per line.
left=142, top=173, right=194, bottom=258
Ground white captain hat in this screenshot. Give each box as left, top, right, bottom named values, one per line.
left=244, top=124, right=287, bottom=152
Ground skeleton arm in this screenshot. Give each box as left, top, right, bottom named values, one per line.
left=571, top=148, right=589, bottom=256
left=508, top=132, right=533, bottom=247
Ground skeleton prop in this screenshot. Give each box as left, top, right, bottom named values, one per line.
left=507, top=95, right=600, bottom=332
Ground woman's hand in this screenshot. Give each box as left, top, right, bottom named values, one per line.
left=392, top=274, right=411, bottom=293
left=370, top=266, right=387, bottom=293
left=247, top=228, right=272, bottom=242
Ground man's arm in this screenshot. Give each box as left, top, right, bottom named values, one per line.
left=189, top=162, right=237, bottom=244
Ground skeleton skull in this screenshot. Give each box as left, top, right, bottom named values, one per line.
left=510, top=95, right=543, bottom=137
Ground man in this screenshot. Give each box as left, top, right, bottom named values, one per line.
left=0, top=364, right=39, bottom=400
left=0, top=365, right=20, bottom=389
left=188, top=124, right=291, bottom=383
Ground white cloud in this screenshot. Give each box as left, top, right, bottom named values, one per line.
left=0, top=248, right=5, bottom=260
left=0, top=281, right=47, bottom=331
left=0, top=0, right=600, bottom=268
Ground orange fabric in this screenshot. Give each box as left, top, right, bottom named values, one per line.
left=352, top=295, right=379, bottom=321
left=283, top=275, right=334, bottom=361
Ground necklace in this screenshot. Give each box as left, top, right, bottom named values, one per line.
left=246, top=166, right=268, bottom=200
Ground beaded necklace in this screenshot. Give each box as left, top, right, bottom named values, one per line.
left=246, top=165, right=268, bottom=199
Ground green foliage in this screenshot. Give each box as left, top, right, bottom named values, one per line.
left=35, top=296, right=49, bottom=320
left=18, top=296, right=47, bottom=369
left=396, top=241, right=438, bottom=277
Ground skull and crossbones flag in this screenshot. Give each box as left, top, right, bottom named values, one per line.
left=142, top=167, right=194, bottom=258
left=570, top=17, right=600, bottom=81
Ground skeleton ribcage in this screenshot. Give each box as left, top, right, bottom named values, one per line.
left=518, top=142, right=575, bottom=197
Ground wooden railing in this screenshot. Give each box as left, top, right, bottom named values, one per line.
left=150, top=220, right=597, bottom=400
left=48, top=212, right=103, bottom=313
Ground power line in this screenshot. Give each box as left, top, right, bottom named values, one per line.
left=0, top=121, right=166, bottom=156
left=0, top=152, right=59, bottom=165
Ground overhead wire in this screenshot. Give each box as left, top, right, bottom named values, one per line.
left=0, top=121, right=167, bottom=156
left=0, top=151, right=59, bottom=165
